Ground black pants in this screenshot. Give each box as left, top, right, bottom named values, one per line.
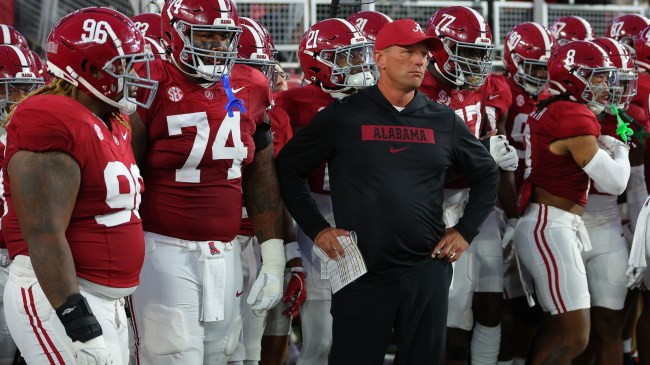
left=329, top=260, right=453, bottom=365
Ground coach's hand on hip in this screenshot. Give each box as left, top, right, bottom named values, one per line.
left=432, top=228, right=468, bottom=263
left=315, top=227, right=350, bottom=259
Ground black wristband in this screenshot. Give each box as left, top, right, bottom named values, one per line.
left=55, top=294, right=103, bottom=343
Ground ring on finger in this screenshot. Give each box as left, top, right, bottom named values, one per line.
left=449, top=252, right=456, bottom=259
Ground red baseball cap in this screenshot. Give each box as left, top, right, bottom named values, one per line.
left=374, top=18, right=438, bottom=51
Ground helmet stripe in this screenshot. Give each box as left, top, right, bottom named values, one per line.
left=9, top=45, right=27, bottom=64
left=8, top=45, right=31, bottom=74
left=241, top=17, right=266, bottom=39
left=243, top=24, right=263, bottom=48
left=531, top=22, right=553, bottom=55
left=613, top=40, right=632, bottom=70
left=0, top=25, right=9, bottom=43
left=335, top=18, right=363, bottom=39
left=217, top=0, right=229, bottom=19
left=572, top=16, right=593, bottom=39
left=466, top=6, right=487, bottom=33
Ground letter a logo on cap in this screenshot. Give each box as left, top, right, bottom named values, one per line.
left=413, top=23, right=423, bottom=33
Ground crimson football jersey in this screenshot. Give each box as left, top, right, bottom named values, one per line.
left=2, top=95, right=144, bottom=288
left=420, top=73, right=508, bottom=190
left=503, top=77, right=551, bottom=189
left=230, top=63, right=273, bottom=128
left=270, top=92, right=293, bottom=156
left=138, top=59, right=267, bottom=242
left=528, top=100, right=600, bottom=206
left=420, top=72, right=486, bottom=138
left=278, top=83, right=336, bottom=194
left=483, top=74, right=513, bottom=132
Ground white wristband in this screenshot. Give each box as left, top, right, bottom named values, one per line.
left=284, top=241, right=301, bottom=261
left=260, top=239, right=285, bottom=271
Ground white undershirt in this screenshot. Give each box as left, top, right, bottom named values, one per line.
left=393, top=106, right=405, bottom=111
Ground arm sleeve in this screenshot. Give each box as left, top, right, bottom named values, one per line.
left=583, top=147, right=630, bottom=196
left=275, top=106, right=337, bottom=240
left=450, top=115, right=500, bottom=243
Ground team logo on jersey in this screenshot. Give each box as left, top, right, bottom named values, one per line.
left=516, top=94, right=525, bottom=107
left=204, top=90, right=214, bottom=100
left=94, top=124, right=104, bottom=141
left=113, top=135, right=120, bottom=146
left=457, top=93, right=464, bottom=102
left=438, top=90, right=450, bottom=106
left=167, top=86, right=184, bottom=102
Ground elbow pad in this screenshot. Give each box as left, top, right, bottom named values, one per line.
left=583, top=148, right=630, bottom=196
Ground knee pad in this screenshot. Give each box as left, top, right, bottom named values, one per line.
left=143, top=304, right=188, bottom=356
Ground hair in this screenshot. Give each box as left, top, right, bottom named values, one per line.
left=533, top=93, right=571, bottom=113
left=2, top=78, right=130, bottom=130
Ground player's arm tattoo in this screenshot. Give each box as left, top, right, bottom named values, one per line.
left=243, top=144, right=284, bottom=242
left=8, top=151, right=81, bottom=309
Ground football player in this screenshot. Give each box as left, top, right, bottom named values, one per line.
left=131, top=12, right=167, bottom=59
left=2, top=7, right=157, bottom=364
left=577, top=36, right=646, bottom=365
left=515, top=40, right=629, bottom=364
left=346, top=10, right=393, bottom=42
left=127, top=0, right=287, bottom=364
left=499, top=22, right=557, bottom=365
left=275, top=17, right=378, bottom=365
left=421, top=6, right=517, bottom=364
left=607, top=14, right=650, bottom=57
left=0, top=43, right=43, bottom=365
left=549, top=15, right=595, bottom=45
left=231, top=17, right=304, bottom=365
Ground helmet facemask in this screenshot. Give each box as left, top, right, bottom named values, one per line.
left=321, top=41, right=378, bottom=89
left=576, top=67, right=620, bottom=114
left=610, top=68, right=637, bottom=110
left=0, top=74, right=43, bottom=119
left=104, top=46, right=158, bottom=114
left=173, top=20, right=242, bottom=82
left=513, top=56, right=548, bottom=96
left=441, top=38, right=493, bottom=88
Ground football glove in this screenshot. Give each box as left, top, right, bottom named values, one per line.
left=489, top=135, right=518, bottom=171
left=72, top=336, right=113, bottom=365
left=282, top=267, right=306, bottom=319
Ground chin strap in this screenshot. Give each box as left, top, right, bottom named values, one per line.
left=611, top=104, right=634, bottom=143
left=222, top=74, right=246, bottom=117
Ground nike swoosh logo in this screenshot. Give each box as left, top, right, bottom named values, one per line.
left=390, top=146, right=410, bottom=154
left=489, top=94, right=499, bottom=100
left=233, top=87, right=245, bottom=94
left=235, top=290, right=244, bottom=297
left=122, top=132, right=128, bottom=140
